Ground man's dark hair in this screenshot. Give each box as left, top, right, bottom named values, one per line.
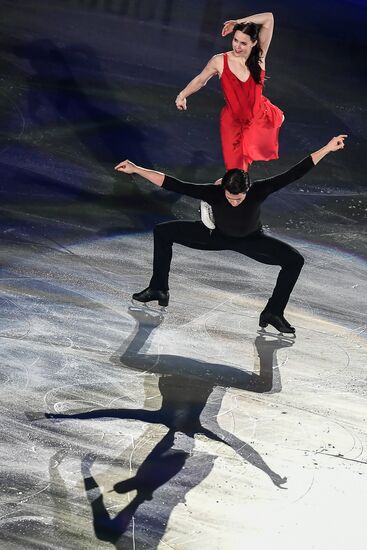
left=221, top=168, right=250, bottom=194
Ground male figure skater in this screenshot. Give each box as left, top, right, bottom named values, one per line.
left=115, top=135, right=347, bottom=333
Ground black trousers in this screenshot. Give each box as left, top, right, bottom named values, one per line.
left=149, top=221, right=304, bottom=314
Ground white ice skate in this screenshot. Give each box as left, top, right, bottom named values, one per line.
left=200, top=201, right=215, bottom=230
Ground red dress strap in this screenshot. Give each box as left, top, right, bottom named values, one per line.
left=223, top=52, right=229, bottom=68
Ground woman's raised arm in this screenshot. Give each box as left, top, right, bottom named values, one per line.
left=222, top=12, right=274, bottom=60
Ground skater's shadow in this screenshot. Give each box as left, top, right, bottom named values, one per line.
left=45, top=307, right=294, bottom=548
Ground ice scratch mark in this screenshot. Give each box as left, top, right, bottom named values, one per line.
left=158, top=538, right=176, bottom=549
left=43, top=382, right=105, bottom=412
left=317, top=452, right=367, bottom=465
left=0, top=296, right=32, bottom=340
left=144, top=393, right=162, bottom=401
left=216, top=398, right=239, bottom=419
left=277, top=355, right=289, bottom=369
left=22, top=356, right=40, bottom=390
left=41, top=235, right=134, bottom=294
left=293, top=473, right=315, bottom=503
left=180, top=299, right=231, bottom=331
left=17, top=483, right=51, bottom=505
left=161, top=531, right=204, bottom=548
left=330, top=419, right=364, bottom=459
left=106, top=395, right=136, bottom=408
left=346, top=324, right=366, bottom=338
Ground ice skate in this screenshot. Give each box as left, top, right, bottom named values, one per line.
left=200, top=201, right=215, bottom=229
left=259, top=311, right=295, bottom=334
left=132, top=287, right=169, bottom=307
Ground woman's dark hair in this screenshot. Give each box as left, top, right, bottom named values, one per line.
left=221, top=168, right=250, bottom=194
left=232, top=22, right=263, bottom=84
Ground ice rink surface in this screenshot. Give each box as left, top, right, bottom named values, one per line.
left=0, top=1, right=366, bottom=548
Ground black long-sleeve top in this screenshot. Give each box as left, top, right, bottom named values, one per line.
left=162, top=156, right=315, bottom=237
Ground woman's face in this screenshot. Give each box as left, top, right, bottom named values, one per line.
left=232, top=30, right=257, bottom=58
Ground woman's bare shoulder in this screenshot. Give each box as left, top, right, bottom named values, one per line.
left=210, top=53, right=226, bottom=74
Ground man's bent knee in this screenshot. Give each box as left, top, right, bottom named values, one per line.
left=281, top=251, right=304, bottom=271
left=291, top=252, right=305, bottom=270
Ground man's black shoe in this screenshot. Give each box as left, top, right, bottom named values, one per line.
left=259, top=311, right=295, bottom=334
left=132, top=287, right=169, bottom=307
left=279, top=315, right=295, bottom=331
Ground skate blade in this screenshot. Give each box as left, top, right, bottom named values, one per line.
left=131, top=299, right=167, bottom=312
left=129, top=302, right=167, bottom=323
left=257, top=326, right=296, bottom=341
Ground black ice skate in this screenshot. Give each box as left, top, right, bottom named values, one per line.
left=259, top=311, right=295, bottom=334
left=132, top=287, right=169, bottom=307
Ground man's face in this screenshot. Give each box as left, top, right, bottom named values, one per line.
left=225, top=190, right=246, bottom=207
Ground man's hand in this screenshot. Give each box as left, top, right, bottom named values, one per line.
left=175, top=94, right=187, bottom=111
left=114, top=159, right=137, bottom=174
left=311, top=134, right=348, bottom=165
left=327, top=134, right=348, bottom=152
left=114, top=161, right=165, bottom=187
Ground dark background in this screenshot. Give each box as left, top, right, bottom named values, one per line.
left=0, top=0, right=366, bottom=255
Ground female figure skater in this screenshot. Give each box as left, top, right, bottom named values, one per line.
left=114, top=135, right=347, bottom=334
left=175, top=12, right=284, bottom=171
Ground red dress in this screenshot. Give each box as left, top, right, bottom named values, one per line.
left=220, top=53, right=284, bottom=170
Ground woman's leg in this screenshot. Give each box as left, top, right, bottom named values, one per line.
left=220, top=108, right=249, bottom=170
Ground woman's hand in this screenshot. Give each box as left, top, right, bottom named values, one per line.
left=327, top=134, right=348, bottom=152
left=222, top=20, right=237, bottom=37
left=114, top=159, right=137, bottom=174
left=175, top=94, right=187, bottom=111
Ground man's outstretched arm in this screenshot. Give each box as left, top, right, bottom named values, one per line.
left=114, top=159, right=217, bottom=201
left=311, top=135, right=347, bottom=164
left=115, top=159, right=165, bottom=187
left=254, top=135, right=348, bottom=198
